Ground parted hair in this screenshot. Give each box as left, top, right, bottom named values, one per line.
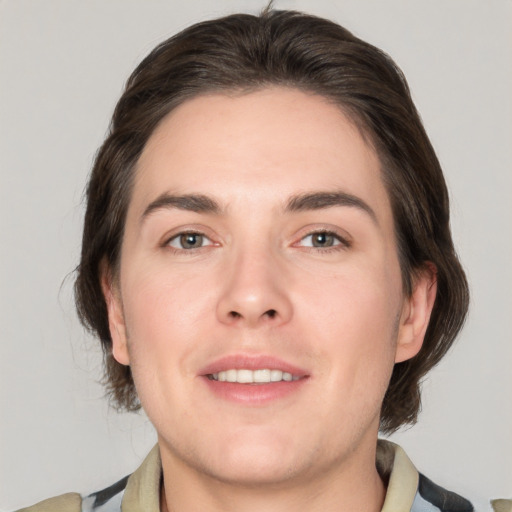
left=75, top=8, right=469, bottom=433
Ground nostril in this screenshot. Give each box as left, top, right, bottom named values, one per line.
left=225, top=309, right=279, bottom=322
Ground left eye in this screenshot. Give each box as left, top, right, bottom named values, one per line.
left=299, top=232, right=344, bottom=248
left=167, top=232, right=212, bottom=250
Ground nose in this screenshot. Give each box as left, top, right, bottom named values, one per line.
left=216, top=249, right=293, bottom=328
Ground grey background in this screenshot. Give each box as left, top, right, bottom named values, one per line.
left=1, top=1, right=511, bottom=510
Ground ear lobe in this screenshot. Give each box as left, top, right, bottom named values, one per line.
left=395, top=263, right=437, bottom=363
left=100, top=262, right=130, bottom=366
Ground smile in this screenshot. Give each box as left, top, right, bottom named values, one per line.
left=208, top=369, right=301, bottom=383
left=200, top=355, right=308, bottom=403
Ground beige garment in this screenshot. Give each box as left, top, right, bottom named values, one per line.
left=492, top=499, right=512, bottom=512
left=15, top=493, right=82, bottom=512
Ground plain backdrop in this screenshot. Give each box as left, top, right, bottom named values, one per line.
left=1, top=1, right=511, bottom=510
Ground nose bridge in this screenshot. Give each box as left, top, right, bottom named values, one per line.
left=216, top=237, right=293, bottom=327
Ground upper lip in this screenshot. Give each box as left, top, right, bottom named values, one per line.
left=199, top=354, right=309, bottom=377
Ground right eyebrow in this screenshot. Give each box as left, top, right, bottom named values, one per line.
left=141, top=193, right=221, bottom=222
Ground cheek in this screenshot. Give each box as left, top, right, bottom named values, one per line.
left=119, top=265, right=216, bottom=387
left=123, top=263, right=210, bottom=334
left=298, top=262, right=401, bottom=386
left=300, top=257, right=401, bottom=335
left=118, top=268, right=214, bottom=420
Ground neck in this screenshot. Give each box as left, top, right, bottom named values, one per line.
left=159, top=439, right=386, bottom=512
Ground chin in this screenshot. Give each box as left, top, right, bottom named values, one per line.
left=206, top=452, right=301, bottom=487
left=191, top=430, right=308, bottom=486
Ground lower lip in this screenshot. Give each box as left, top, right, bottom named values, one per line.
left=202, top=377, right=308, bottom=405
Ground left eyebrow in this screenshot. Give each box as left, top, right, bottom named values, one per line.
left=285, top=191, right=377, bottom=224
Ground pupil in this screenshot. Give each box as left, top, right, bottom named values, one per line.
left=181, top=233, right=201, bottom=248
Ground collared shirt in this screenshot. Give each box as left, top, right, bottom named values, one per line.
left=17, top=441, right=479, bottom=512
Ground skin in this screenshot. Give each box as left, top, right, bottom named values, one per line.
left=103, top=88, right=436, bottom=512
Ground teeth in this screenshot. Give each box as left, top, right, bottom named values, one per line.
left=270, top=369, right=283, bottom=382
left=254, top=369, right=270, bottom=382
left=211, top=369, right=299, bottom=383
left=237, top=369, right=253, bottom=383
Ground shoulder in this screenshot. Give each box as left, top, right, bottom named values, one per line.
left=13, top=445, right=160, bottom=512
left=15, top=493, right=82, bottom=512
left=14, top=475, right=130, bottom=512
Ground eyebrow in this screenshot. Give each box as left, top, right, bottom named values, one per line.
left=141, top=190, right=377, bottom=223
left=285, top=191, right=377, bottom=223
left=141, top=193, right=221, bottom=221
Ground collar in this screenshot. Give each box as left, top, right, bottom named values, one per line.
left=378, top=440, right=419, bottom=512
left=122, top=444, right=161, bottom=512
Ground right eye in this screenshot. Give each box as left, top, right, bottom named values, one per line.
left=166, top=232, right=213, bottom=250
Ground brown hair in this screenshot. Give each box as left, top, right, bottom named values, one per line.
left=74, top=9, right=469, bottom=433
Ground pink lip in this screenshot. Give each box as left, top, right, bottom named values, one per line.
left=199, top=354, right=308, bottom=377
left=199, top=354, right=309, bottom=406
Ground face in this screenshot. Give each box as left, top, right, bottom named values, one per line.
left=104, top=88, right=434, bottom=487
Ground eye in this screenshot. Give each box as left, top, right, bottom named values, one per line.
left=298, top=231, right=349, bottom=249
left=167, top=232, right=213, bottom=250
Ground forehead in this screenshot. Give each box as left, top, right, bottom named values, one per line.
left=132, top=87, right=392, bottom=221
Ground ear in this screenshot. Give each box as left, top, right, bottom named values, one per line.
left=100, top=261, right=130, bottom=366
left=395, top=263, right=437, bottom=363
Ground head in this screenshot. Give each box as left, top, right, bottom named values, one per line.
left=75, top=9, right=468, bottom=439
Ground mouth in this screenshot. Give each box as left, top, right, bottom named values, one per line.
left=207, top=369, right=301, bottom=383
left=200, top=355, right=309, bottom=404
